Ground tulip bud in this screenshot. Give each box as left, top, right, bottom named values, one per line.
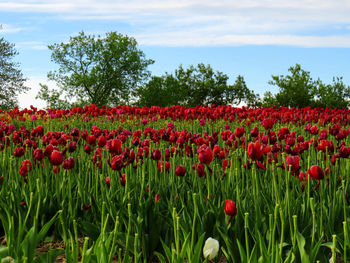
left=224, top=199, right=237, bottom=217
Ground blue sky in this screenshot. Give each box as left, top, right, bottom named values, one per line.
left=1, top=0, right=350, bottom=108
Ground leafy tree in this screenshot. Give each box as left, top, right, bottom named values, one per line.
left=0, top=37, right=28, bottom=110
left=136, top=64, right=257, bottom=107
left=46, top=31, right=154, bottom=107
left=174, top=64, right=228, bottom=106
left=136, top=75, right=179, bottom=107
left=268, top=64, right=317, bottom=108
left=313, top=77, right=350, bottom=108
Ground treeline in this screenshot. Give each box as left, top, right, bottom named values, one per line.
left=1, top=32, right=350, bottom=110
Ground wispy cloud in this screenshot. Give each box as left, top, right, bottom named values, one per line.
left=0, top=23, right=26, bottom=33
left=16, top=41, right=48, bottom=50
left=1, top=0, right=350, bottom=47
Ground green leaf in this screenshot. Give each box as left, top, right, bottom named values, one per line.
left=236, top=239, right=247, bottom=263
left=296, top=232, right=310, bottom=263
left=192, top=233, right=206, bottom=263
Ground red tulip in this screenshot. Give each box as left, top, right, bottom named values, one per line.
left=196, top=163, right=206, bottom=177
left=19, top=160, right=32, bottom=177
left=286, top=155, right=300, bottom=175
left=106, top=176, right=110, bottom=188
left=33, top=148, right=44, bottom=162
left=50, top=151, right=63, bottom=166
left=97, top=136, right=107, bottom=147
left=155, top=193, right=160, bottom=203
left=250, top=126, right=259, bottom=138
left=151, top=149, right=161, bottom=160
left=198, top=145, right=213, bottom=165
left=235, top=127, right=245, bottom=138
left=120, top=174, right=126, bottom=186
left=247, top=141, right=270, bottom=161
left=308, top=165, right=324, bottom=180
left=224, top=200, right=237, bottom=217
left=14, top=147, right=25, bottom=157
left=62, top=157, right=75, bottom=170
left=110, top=155, right=124, bottom=171
left=86, top=135, right=96, bottom=146
left=175, top=165, right=186, bottom=177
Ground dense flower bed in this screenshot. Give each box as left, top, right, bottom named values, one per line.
left=0, top=105, right=349, bottom=262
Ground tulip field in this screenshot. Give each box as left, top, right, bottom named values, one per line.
left=0, top=105, right=350, bottom=262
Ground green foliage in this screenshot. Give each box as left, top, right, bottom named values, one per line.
left=0, top=37, right=28, bottom=110
left=136, top=64, right=258, bottom=107
left=313, top=77, right=350, bottom=109
left=46, top=31, right=154, bottom=107
left=268, top=64, right=317, bottom=108
left=263, top=64, right=350, bottom=108
left=136, top=75, right=180, bottom=107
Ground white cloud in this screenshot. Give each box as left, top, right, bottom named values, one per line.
left=1, top=0, right=350, bottom=47
left=16, top=41, right=48, bottom=50
left=0, top=23, right=26, bottom=33
left=135, top=32, right=350, bottom=47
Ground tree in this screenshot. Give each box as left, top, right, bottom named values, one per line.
left=268, top=64, right=317, bottom=108
left=313, top=77, right=350, bottom=108
left=136, top=75, right=180, bottom=107
left=46, top=31, right=154, bottom=107
left=0, top=37, right=28, bottom=110
left=174, top=64, right=228, bottom=106
left=136, top=64, right=258, bottom=107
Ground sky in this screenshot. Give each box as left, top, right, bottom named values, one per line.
left=1, top=0, right=350, bottom=109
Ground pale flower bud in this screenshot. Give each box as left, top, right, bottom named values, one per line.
left=203, top=237, right=219, bottom=260
left=1, top=257, right=15, bottom=263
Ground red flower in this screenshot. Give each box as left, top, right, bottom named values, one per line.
left=155, top=193, right=160, bottom=203
left=198, top=145, right=213, bottom=164
left=62, top=157, right=75, bottom=170
left=339, top=146, right=350, bottom=158
left=110, top=155, right=124, bottom=171
left=14, top=147, right=25, bottom=157
left=151, top=149, right=161, bottom=160
left=250, top=126, right=259, bottom=138
left=247, top=141, right=270, bottom=161
left=310, top=125, right=319, bottom=135
left=19, top=160, right=32, bottom=177
left=224, top=200, right=237, bottom=217
left=222, top=159, right=230, bottom=172
left=175, top=165, right=186, bottom=177
left=50, top=151, right=63, bottom=166
left=196, top=163, right=206, bottom=177
left=235, top=127, right=245, bottom=138
left=68, top=141, right=77, bottom=153
left=108, top=139, right=122, bottom=155
left=106, top=176, right=110, bottom=188
left=120, top=174, right=126, bottom=186
left=86, top=135, right=96, bottom=146
left=97, top=136, right=107, bottom=147
left=308, top=165, right=324, bottom=180
left=286, top=155, right=300, bottom=175
left=33, top=149, right=44, bottom=162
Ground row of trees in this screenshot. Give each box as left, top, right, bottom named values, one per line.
left=1, top=32, right=350, bottom=110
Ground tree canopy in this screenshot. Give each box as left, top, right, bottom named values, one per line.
left=44, top=31, right=154, bottom=107
left=261, top=64, right=350, bottom=108
left=0, top=37, right=28, bottom=110
left=136, top=64, right=258, bottom=107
